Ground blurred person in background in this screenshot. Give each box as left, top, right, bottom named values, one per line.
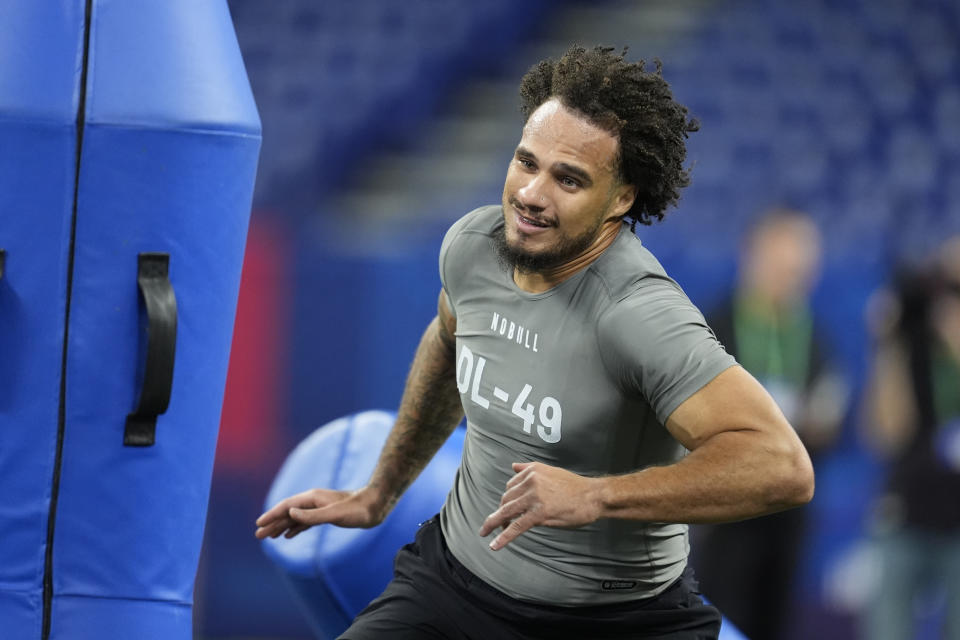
left=256, top=46, right=815, bottom=640
left=862, top=236, right=960, bottom=640
left=692, top=209, right=849, bottom=640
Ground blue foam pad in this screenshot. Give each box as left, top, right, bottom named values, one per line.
left=262, top=411, right=465, bottom=639
left=0, top=3, right=87, bottom=634
left=0, top=1, right=260, bottom=638
left=53, top=0, right=259, bottom=612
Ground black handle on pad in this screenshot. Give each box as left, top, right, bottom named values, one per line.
left=0, top=249, right=6, bottom=280
left=125, top=252, right=177, bottom=446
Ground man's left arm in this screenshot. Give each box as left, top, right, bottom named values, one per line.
left=480, top=364, right=814, bottom=550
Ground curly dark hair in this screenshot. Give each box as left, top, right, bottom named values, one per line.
left=519, top=45, right=698, bottom=227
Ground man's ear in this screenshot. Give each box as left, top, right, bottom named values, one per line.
left=611, top=183, right=638, bottom=217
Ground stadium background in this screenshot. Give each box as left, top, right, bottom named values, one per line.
left=198, top=0, right=960, bottom=637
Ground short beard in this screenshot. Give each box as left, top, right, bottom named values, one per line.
left=492, top=218, right=601, bottom=274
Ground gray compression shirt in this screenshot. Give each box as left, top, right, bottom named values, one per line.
left=438, top=205, right=736, bottom=606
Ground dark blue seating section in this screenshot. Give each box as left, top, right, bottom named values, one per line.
left=652, top=0, right=960, bottom=266
left=227, top=0, right=554, bottom=207
left=229, top=0, right=958, bottom=263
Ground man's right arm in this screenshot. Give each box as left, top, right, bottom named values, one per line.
left=255, top=290, right=462, bottom=539
left=366, top=289, right=463, bottom=517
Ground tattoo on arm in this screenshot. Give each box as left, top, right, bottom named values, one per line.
left=368, top=311, right=463, bottom=514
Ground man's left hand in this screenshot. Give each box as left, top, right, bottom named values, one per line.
left=479, top=462, right=602, bottom=551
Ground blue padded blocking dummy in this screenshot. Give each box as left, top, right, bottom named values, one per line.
left=0, top=4, right=85, bottom=637
left=48, top=2, right=260, bottom=639
left=0, top=0, right=259, bottom=638
left=262, top=411, right=466, bottom=640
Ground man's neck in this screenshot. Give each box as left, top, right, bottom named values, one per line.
left=513, top=222, right=622, bottom=293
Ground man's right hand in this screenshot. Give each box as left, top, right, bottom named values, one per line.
left=256, top=294, right=462, bottom=543
left=254, top=487, right=386, bottom=540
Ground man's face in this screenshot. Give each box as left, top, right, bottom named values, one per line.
left=498, top=99, right=634, bottom=273
left=744, top=218, right=822, bottom=306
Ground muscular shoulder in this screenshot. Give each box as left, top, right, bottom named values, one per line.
left=440, top=205, right=501, bottom=255
left=587, top=229, right=675, bottom=304
left=440, top=205, right=501, bottom=275
left=439, top=205, right=503, bottom=313
left=590, top=232, right=734, bottom=421
left=592, top=234, right=702, bottom=362
left=596, top=273, right=709, bottom=361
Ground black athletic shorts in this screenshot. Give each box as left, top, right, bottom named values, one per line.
left=338, top=515, right=721, bottom=640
